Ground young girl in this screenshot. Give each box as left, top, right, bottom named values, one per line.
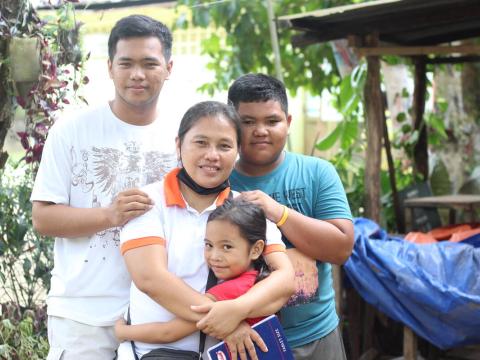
left=115, top=198, right=270, bottom=343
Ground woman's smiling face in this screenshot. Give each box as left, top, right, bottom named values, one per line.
left=177, top=115, right=238, bottom=189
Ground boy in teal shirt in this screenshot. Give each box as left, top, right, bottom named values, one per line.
left=229, top=73, right=354, bottom=360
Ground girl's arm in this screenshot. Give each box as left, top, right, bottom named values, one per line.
left=124, top=245, right=272, bottom=358
left=115, top=318, right=197, bottom=344
left=194, top=250, right=295, bottom=339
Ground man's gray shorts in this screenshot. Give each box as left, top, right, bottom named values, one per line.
left=292, top=326, right=347, bottom=360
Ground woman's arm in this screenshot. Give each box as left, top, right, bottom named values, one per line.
left=124, top=245, right=213, bottom=322
left=115, top=318, right=197, bottom=344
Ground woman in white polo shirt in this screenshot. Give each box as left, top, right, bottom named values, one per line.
left=117, top=101, right=295, bottom=360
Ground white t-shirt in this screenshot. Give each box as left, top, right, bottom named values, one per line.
left=117, top=168, right=286, bottom=358
left=31, top=103, right=177, bottom=326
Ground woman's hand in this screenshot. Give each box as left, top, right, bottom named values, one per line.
left=114, top=318, right=128, bottom=342
left=191, top=299, right=245, bottom=339
left=224, top=322, right=268, bottom=360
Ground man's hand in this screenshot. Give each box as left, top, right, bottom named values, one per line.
left=224, top=322, right=267, bottom=360
left=191, top=300, right=244, bottom=339
left=239, top=190, right=283, bottom=223
left=106, top=189, right=153, bottom=227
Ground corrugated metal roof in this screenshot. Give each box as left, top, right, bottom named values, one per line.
left=280, top=0, right=480, bottom=47
left=36, top=0, right=175, bottom=10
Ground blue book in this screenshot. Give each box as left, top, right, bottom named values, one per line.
left=206, top=315, right=294, bottom=360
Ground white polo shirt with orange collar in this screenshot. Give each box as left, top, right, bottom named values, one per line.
left=118, top=168, right=286, bottom=358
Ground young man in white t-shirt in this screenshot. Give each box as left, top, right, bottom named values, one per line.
left=31, top=15, right=177, bottom=360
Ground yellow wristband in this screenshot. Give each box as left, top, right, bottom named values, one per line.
left=276, top=206, right=289, bottom=227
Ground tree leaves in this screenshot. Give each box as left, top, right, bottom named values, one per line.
left=174, top=0, right=356, bottom=96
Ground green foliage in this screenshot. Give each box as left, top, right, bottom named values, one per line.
left=175, top=0, right=362, bottom=96
left=0, top=161, right=53, bottom=309
left=0, top=304, right=48, bottom=360
left=316, top=63, right=366, bottom=151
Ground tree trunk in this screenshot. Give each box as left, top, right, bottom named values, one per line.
left=412, top=56, right=428, bottom=181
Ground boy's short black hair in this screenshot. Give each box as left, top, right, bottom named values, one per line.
left=227, top=73, right=288, bottom=115
left=108, top=15, right=172, bottom=61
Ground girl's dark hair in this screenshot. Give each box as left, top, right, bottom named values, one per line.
left=208, top=198, right=269, bottom=281
left=177, top=101, right=241, bottom=147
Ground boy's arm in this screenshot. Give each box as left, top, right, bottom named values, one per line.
left=32, top=189, right=153, bottom=238
left=240, top=190, right=354, bottom=264
left=115, top=318, right=197, bottom=344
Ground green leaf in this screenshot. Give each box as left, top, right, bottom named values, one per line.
left=396, top=112, right=406, bottom=123
left=340, top=120, right=358, bottom=149
left=315, top=122, right=344, bottom=151
left=427, top=114, right=447, bottom=139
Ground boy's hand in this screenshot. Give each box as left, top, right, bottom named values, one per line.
left=114, top=318, right=128, bottom=342
left=239, top=190, right=284, bottom=224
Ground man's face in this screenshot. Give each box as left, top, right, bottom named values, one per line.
left=236, top=100, right=291, bottom=171
left=108, top=36, right=172, bottom=110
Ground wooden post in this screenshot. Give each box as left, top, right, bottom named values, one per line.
left=360, top=33, right=384, bottom=357
left=332, top=264, right=342, bottom=328
left=363, top=33, right=384, bottom=223
left=412, top=56, right=428, bottom=180
left=404, top=326, right=418, bottom=360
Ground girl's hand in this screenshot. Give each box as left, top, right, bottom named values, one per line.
left=224, top=322, right=268, bottom=360
left=191, top=300, right=245, bottom=339
left=114, top=318, right=128, bottom=342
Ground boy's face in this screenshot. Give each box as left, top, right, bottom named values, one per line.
left=236, top=100, right=291, bottom=172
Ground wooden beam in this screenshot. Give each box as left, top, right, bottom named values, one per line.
left=364, top=33, right=384, bottom=223
left=355, top=44, right=480, bottom=57
left=426, top=55, right=480, bottom=64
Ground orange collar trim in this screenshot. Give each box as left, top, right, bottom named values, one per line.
left=164, top=168, right=231, bottom=209
left=215, top=187, right=231, bottom=206
left=164, top=168, right=186, bottom=208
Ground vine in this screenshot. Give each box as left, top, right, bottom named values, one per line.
left=0, top=0, right=87, bottom=167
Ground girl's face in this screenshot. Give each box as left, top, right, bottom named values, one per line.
left=176, top=115, right=238, bottom=189
left=204, top=219, right=264, bottom=280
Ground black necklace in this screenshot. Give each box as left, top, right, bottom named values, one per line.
left=177, top=167, right=229, bottom=195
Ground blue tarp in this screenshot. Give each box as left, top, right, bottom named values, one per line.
left=344, top=218, right=480, bottom=349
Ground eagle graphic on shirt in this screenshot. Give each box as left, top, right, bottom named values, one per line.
left=70, top=141, right=176, bottom=248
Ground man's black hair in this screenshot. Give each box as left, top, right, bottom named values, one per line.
left=108, top=15, right=172, bottom=61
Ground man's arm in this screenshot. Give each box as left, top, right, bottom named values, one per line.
left=32, top=189, right=153, bottom=238
left=240, top=191, right=354, bottom=264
